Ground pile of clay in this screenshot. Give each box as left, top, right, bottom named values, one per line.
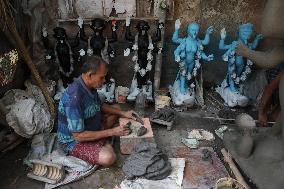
left=151, top=107, right=175, bottom=122
left=122, top=142, right=172, bottom=180
left=124, top=121, right=147, bottom=136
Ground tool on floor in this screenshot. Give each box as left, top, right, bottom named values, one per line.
left=202, top=149, right=213, bottom=164
left=150, top=107, right=176, bottom=130
left=132, top=111, right=144, bottom=125
left=27, top=159, right=65, bottom=184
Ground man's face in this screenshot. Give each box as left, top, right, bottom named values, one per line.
left=88, top=64, right=107, bottom=89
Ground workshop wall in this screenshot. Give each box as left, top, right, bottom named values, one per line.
left=27, top=0, right=266, bottom=89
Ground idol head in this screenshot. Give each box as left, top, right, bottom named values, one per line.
left=187, top=23, right=200, bottom=39
left=238, top=23, right=254, bottom=41
left=90, top=18, right=106, bottom=36
left=53, top=27, right=67, bottom=43
left=136, top=20, right=150, bottom=36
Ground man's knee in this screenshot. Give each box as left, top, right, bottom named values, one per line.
left=98, top=146, right=116, bottom=167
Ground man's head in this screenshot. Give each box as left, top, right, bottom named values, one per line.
left=81, top=56, right=108, bottom=89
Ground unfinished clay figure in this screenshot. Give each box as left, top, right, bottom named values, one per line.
left=216, top=24, right=262, bottom=107
left=170, top=20, right=214, bottom=106
left=125, top=17, right=164, bottom=101
left=124, top=121, right=147, bottom=137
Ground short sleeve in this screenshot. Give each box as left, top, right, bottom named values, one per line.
left=65, top=103, right=84, bottom=133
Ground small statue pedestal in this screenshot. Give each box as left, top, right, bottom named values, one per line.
left=127, top=79, right=153, bottom=101
left=216, top=80, right=249, bottom=107
left=169, top=80, right=195, bottom=107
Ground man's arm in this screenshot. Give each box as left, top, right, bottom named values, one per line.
left=236, top=44, right=284, bottom=69
left=258, top=70, right=284, bottom=126
left=102, top=103, right=123, bottom=116
left=102, top=104, right=136, bottom=119
left=73, top=126, right=129, bottom=142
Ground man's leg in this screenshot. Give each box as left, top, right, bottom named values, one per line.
left=97, top=143, right=116, bottom=167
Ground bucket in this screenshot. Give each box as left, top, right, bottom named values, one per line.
left=115, top=86, right=129, bottom=103
left=155, top=95, right=171, bottom=111
left=215, top=177, right=246, bottom=189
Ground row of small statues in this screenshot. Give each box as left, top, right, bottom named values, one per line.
left=171, top=20, right=262, bottom=107
left=42, top=17, right=262, bottom=107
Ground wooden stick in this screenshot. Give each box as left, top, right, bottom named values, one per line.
left=221, top=148, right=250, bottom=189
left=2, top=137, right=25, bottom=153
left=207, top=93, right=224, bottom=107
left=203, top=116, right=276, bottom=125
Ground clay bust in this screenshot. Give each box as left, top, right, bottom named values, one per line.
left=170, top=20, right=214, bottom=106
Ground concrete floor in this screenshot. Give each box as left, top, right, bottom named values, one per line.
left=0, top=90, right=258, bottom=189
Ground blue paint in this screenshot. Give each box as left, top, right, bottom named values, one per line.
left=172, top=21, right=214, bottom=95
left=219, top=23, right=262, bottom=92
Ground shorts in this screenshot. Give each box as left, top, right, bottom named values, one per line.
left=69, top=117, right=107, bottom=165
left=69, top=139, right=106, bottom=165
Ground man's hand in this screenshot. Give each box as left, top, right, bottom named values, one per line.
left=257, top=112, right=268, bottom=127
left=112, top=125, right=130, bottom=136
left=121, top=110, right=136, bottom=120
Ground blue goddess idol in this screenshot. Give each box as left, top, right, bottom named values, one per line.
left=216, top=23, right=262, bottom=107
left=170, top=19, right=214, bottom=106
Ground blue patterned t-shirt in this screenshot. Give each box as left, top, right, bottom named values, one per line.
left=57, top=77, right=102, bottom=152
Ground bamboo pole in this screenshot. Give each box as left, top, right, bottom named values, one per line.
left=221, top=148, right=250, bottom=189
left=154, top=0, right=166, bottom=92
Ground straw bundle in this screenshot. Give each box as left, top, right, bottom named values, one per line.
left=0, top=0, right=55, bottom=117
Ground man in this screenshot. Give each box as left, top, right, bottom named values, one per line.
left=57, top=56, right=133, bottom=166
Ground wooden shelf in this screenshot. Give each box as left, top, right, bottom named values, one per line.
left=57, top=17, right=160, bottom=23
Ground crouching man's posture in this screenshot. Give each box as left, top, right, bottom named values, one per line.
left=57, top=56, right=133, bottom=166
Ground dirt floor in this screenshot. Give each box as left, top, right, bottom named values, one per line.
left=0, top=89, right=259, bottom=189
